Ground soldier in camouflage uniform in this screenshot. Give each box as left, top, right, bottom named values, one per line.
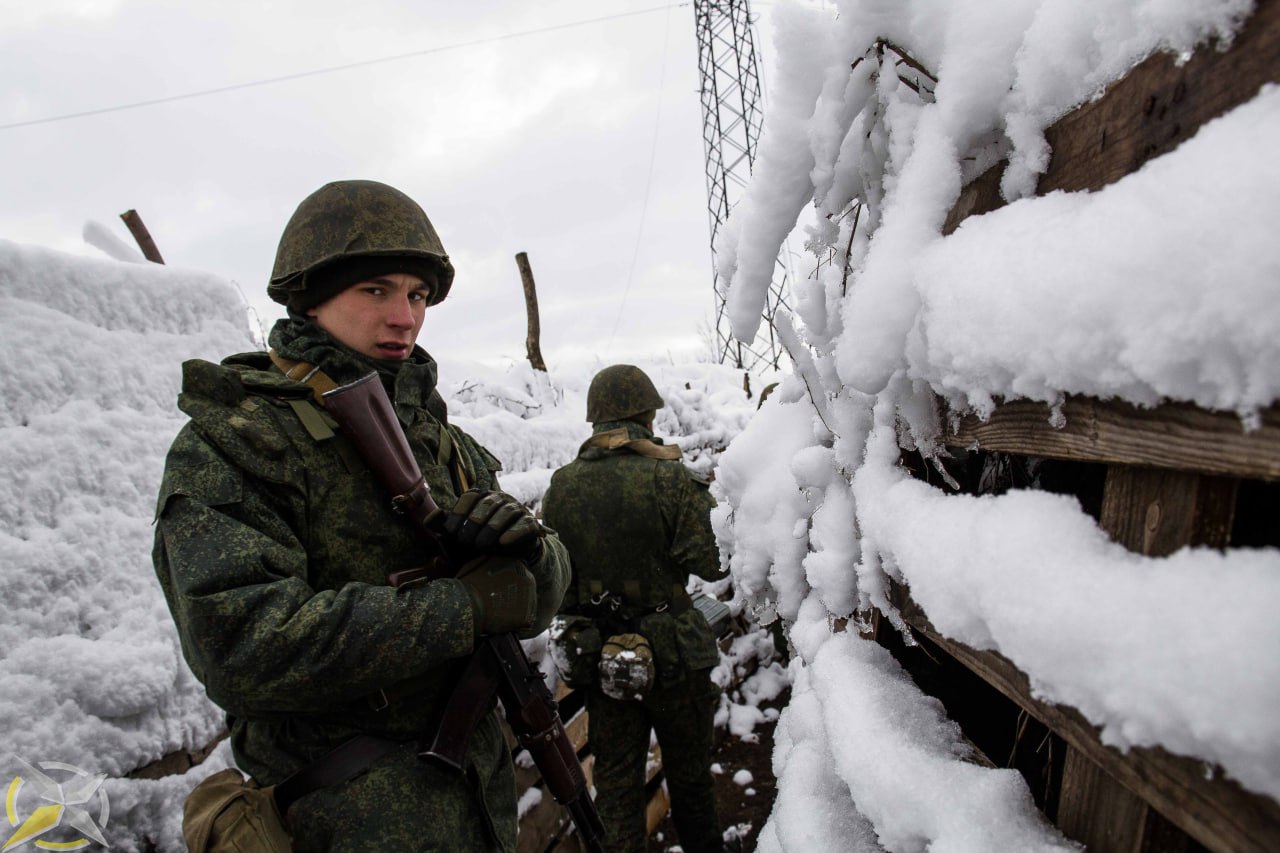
left=542, top=365, right=728, bottom=853
left=153, top=180, right=570, bottom=851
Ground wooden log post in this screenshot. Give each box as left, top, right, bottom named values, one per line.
left=120, top=209, right=165, bottom=264
left=1054, top=464, right=1239, bottom=852
left=515, top=252, right=548, bottom=373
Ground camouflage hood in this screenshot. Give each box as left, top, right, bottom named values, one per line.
left=579, top=420, right=680, bottom=461
left=266, top=316, right=449, bottom=426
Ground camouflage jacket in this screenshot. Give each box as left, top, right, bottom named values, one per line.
left=542, top=421, right=725, bottom=680
left=152, top=318, right=570, bottom=790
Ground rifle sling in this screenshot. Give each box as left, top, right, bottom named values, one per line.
left=268, top=349, right=339, bottom=404
left=268, top=349, right=470, bottom=491
left=273, top=733, right=400, bottom=815
left=265, top=354, right=477, bottom=742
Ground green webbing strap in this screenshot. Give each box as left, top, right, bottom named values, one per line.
left=268, top=350, right=361, bottom=471
left=438, top=426, right=454, bottom=471
left=286, top=398, right=335, bottom=441
left=437, top=425, right=471, bottom=493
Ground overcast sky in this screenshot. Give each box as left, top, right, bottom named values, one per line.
left=1, top=0, right=814, bottom=368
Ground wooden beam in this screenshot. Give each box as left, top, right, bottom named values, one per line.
left=889, top=584, right=1280, bottom=853
left=1058, top=739, right=1200, bottom=853
left=646, top=783, right=672, bottom=839
left=564, top=707, right=590, bottom=754
left=1099, top=467, right=1238, bottom=557
left=127, top=731, right=225, bottom=779
left=519, top=753, right=600, bottom=853
left=945, top=397, right=1280, bottom=481
left=1057, top=746, right=1155, bottom=853
left=1039, top=0, right=1280, bottom=196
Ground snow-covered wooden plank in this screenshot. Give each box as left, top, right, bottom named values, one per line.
left=945, top=0, right=1280, bottom=234
left=891, top=584, right=1280, bottom=853
left=1040, top=0, right=1280, bottom=196
left=945, top=397, right=1280, bottom=482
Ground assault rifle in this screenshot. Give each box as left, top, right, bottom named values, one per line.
left=323, top=373, right=606, bottom=853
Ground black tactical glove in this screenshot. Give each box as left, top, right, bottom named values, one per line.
left=442, top=490, right=544, bottom=563
left=457, top=556, right=536, bottom=638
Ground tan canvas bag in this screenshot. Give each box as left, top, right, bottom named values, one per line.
left=183, top=768, right=293, bottom=853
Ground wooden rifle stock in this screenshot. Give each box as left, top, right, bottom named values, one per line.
left=321, top=373, right=443, bottom=533
left=322, top=374, right=606, bottom=853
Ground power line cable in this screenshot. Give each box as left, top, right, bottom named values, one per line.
left=0, top=4, right=686, bottom=132
left=606, top=3, right=677, bottom=357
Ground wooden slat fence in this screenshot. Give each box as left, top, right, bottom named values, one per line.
left=877, top=3, right=1280, bottom=850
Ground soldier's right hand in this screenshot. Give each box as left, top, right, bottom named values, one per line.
left=457, top=556, right=536, bottom=638
left=442, top=489, right=544, bottom=563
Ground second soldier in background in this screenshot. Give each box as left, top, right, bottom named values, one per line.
left=543, top=364, right=731, bottom=853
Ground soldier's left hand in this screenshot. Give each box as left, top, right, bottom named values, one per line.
left=443, top=489, right=544, bottom=563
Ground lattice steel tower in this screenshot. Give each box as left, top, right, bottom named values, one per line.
left=695, top=0, right=788, bottom=371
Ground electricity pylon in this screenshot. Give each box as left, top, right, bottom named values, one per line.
left=694, top=0, right=788, bottom=372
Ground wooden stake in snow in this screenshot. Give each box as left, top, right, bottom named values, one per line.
left=120, top=209, right=165, bottom=264
left=515, top=251, right=547, bottom=372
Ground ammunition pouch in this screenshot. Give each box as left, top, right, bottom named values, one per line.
left=598, top=632, right=656, bottom=701
left=576, top=590, right=720, bottom=692
left=549, top=614, right=602, bottom=689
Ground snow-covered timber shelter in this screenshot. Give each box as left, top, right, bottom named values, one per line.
left=871, top=1, right=1280, bottom=850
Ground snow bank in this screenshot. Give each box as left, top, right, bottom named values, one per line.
left=0, top=239, right=250, bottom=851
left=0, top=237, right=765, bottom=849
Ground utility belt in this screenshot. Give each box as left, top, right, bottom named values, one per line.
left=550, top=585, right=718, bottom=698
left=273, top=733, right=402, bottom=814
left=186, top=651, right=499, bottom=849
left=581, top=587, right=693, bottom=633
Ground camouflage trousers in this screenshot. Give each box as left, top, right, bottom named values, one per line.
left=587, top=668, right=722, bottom=853
left=283, top=718, right=516, bottom=852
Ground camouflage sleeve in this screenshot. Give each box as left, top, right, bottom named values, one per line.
left=657, top=462, right=727, bottom=582
left=525, top=522, right=571, bottom=634
left=539, top=475, right=581, bottom=615
left=153, top=425, right=476, bottom=716
left=448, top=424, right=502, bottom=492
left=476, top=463, right=570, bottom=635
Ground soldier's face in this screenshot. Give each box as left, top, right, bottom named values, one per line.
left=307, top=271, right=436, bottom=360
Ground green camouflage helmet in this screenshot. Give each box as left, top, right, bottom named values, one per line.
left=268, top=180, right=455, bottom=307
left=586, top=364, right=664, bottom=423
